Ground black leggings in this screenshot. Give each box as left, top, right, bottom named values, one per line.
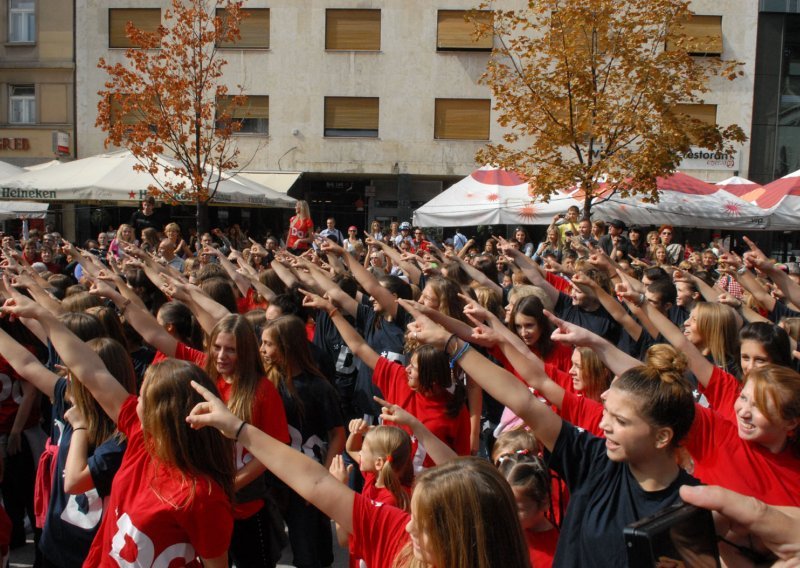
left=229, top=506, right=278, bottom=568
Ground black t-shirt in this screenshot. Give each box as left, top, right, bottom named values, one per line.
left=556, top=292, right=621, bottom=345
left=546, top=422, right=700, bottom=567
left=279, top=371, right=344, bottom=465
left=353, top=302, right=412, bottom=417
left=768, top=298, right=800, bottom=324
left=313, top=310, right=359, bottom=419
left=129, top=210, right=161, bottom=234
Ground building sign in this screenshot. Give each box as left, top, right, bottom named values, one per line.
left=679, top=147, right=739, bottom=171
left=53, top=131, right=70, bottom=156
left=0, top=138, right=30, bottom=151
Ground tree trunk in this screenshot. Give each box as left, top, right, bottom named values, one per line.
left=196, top=198, right=209, bottom=236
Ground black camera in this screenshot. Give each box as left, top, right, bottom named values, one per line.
left=624, top=503, right=720, bottom=568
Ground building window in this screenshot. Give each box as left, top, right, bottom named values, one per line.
left=674, top=103, right=717, bottom=143
left=325, top=9, right=381, bottom=51
left=9, top=85, right=35, bottom=124
left=109, top=8, right=161, bottom=48
left=217, top=8, right=269, bottom=49
left=324, top=97, right=379, bottom=137
left=216, top=95, right=269, bottom=134
left=9, top=0, right=35, bottom=43
left=434, top=98, right=490, bottom=140
left=667, top=15, right=723, bottom=56
left=437, top=10, right=493, bottom=51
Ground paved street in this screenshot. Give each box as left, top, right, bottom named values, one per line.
left=10, top=527, right=349, bottom=568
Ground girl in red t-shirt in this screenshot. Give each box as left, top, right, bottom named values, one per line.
left=302, top=292, right=471, bottom=465
left=188, top=384, right=530, bottom=568
left=333, top=421, right=414, bottom=568
left=4, top=294, right=235, bottom=567
left=286, top=200, right=314, bottom=254
left=497, top=453, right=560, bottom=568
left=93, top=280, right=289, bottom=567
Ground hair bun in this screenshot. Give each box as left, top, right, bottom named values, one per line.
left=645, top=344, right=688, bottom=378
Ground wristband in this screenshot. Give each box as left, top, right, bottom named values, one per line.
left=328, top=308, right=339, bottom=318
left=736, top=265, right=747, bottom=276
left=119, top=298, right=132, bottom=313
left=449, top=341, right=471, bottom=369
left=235, top=421, right=247, bottom=441
left=72, top=427, right=87, bottom=432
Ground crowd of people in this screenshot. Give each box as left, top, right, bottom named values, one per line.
left=0, top=195, right=797, bottom=568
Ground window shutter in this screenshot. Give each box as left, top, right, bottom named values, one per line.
left=109, top=8, right=161, bottom=48
left=218, top=8, right=270, bottom=48
left=325, top=97, right=379, bottom=130
left=437, top=10, right=493, bottom=51
left=325, top=10, right=381, bottom=51
left=674, top=103, right=717, bottom=125
left=667, top=15, right=723, bottom=56
left=434, top=99, right=490, bottom=140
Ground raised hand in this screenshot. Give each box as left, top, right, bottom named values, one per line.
left=328, top=455, right=352, bottom=485
left=546, top=310, right=597, bottom=347
left=185, top=380, right=242, bottom=438
left=375, top=396, right=421, bottom=430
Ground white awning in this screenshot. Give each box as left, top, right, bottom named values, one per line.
left=238, top=171, right=302, bottom=195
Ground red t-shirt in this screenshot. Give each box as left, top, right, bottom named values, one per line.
left=559, top=390, right=605, bottom=437
left=489, top=345, right=574, bottom=388
left=373, top=357, right=471, bottom=467
left=349, top=472, right=411, bottom=567
left=236, top=288, right=267, bottom=314
left=350, top=493, right=409, bottom=568
left=685, top=404, right=800, bottom=507
left=698, top=365, right=740, bottom=423
left=216, top=378, right=290, bottom=519
left=525, top=527, right=559, bottom=568
left=545, top=272, right=573, bottom=293
left=173, top=342, right=208, bottom=367
left=287, top=216, right=313, bottom=250
left=84, top=396, right=233, bottom=566
left=0, top=357, right=38, bottom=433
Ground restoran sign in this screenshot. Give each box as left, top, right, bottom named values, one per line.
left=679, top=147, right=739, bottom=172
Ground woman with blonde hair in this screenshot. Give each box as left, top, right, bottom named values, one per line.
left=108, top=223, right=136, bottom=259
left=188, top=383, right=531, bottom=568
left=287, top=200, right=313, bottom=255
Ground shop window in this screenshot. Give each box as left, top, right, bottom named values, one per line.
left=9, top=85, right=35, bottom=124
left=217, top=95, right=269, bottom=134
left=217, top=8, right=269, bottom=48
left=437, top=10, right=492, bottom=51
left=109, top=8, right=161, bottom=48
left=434, top=98, right=490, bottom=140
left=9, top=0, right=35, bottom=43
left=325, top=9, right=380, bottom=51
left=667, top=15, right=723, bottom=56
left=324, top=97, right=379, bottom=137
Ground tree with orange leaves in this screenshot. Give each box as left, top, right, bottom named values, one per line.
left=96, top=0, right=248, bottom=233
left=475, top=0, right=747, bottom=218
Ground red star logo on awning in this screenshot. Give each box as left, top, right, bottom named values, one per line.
left=128, top=191, right=136, bottom=199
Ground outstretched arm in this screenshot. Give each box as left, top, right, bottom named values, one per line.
left=616, top=272, right=714, bottom=387
left=400, top=301, right=563, bottom=451
left=90, top=279, right=178, bottom=358
left=377, top=396, right=458, bottom=465
left=187, top=381, right=356, bottom=534
left=3, top=291, right=129, bottom=423
left=301, top=290, right=380, bottom=370
left=0, top=326, right=59, bottom=398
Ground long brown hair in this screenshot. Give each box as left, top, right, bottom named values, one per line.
left=262, top=315, right=325, bottom=423
left=68, top=338, right=136, bottom=447
left=394, top=457, right=530, bottom=568
left=140, top=359, right=236, bottom=504
left=205, top=315, right=264, bottom=424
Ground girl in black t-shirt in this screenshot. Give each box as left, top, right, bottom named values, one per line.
left=402, top=302, right=701, bottom=567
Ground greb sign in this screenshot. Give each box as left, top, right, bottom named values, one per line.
left=679, top=147, right=738, bottom=172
